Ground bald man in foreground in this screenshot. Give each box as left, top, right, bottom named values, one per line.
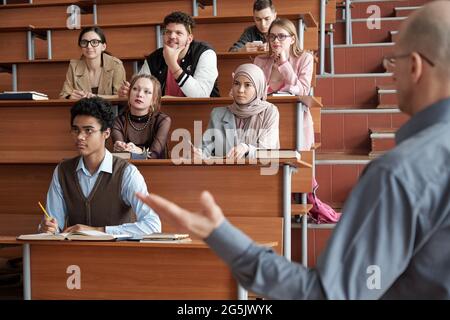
left=137, top=1, right=450, bottom=299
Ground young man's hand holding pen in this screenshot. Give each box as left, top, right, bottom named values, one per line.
left=38, top=201, right=58, bottom=234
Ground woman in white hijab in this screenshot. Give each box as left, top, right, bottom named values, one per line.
left=193, top=63, right=280, bottom=159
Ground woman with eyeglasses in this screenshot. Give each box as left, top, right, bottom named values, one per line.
left=253, top=18, right=314, bottom=150
left=59, top=26, right=126, bottom=100
left=111, top=74, right=171, bottom=159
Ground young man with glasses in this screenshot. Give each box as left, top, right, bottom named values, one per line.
left=229, top=0, right=277, bottom=52
left=119, top=11, right=219, bottom=98
left=137, top=1, right=450, bottom=299
left=39, top=97, right=161, bottom=236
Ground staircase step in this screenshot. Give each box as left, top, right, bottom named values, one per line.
left=333, top=17, right=406, bottom=45
left=395, top=6, right=422, bottom=17
left=320, top=108, right=409, bottom=153
left=336, top=1, right=429, bottom=20
left=331, top=43, right=394, bottom=74
left=337, top=1, right=396, bottom=20
left=369, top=127, right=397, bottom=156
left=316, top=73, right=393, bottom=107
left=377, top=85, right=398, bottom=107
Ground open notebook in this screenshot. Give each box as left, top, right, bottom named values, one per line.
left=17, top=230, right=131, bottom=241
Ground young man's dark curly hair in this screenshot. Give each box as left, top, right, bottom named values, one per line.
left=70, top=97, right=115, bottom=131
left=253, top=0, right=275, bottom=12
left=163, top=11, right=195, bottom=34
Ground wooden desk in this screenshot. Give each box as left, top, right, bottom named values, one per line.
left=0, top=236, right=275, bottom=300
left=0, top=53, right=317, bottom=97
left=0, top=96, right=321, bottom=152
left=216, top=52, right=317, bottom=94
left=0, top=58, right=137, bottom=98
left=161, top=96, right=321, bottom=151
left=0, top=13, right=317, bottom=62
left=0, top=154, right=311, bottom=260
left=0, top=2, right=94, bottom=28
left=93, top=0, right=335, bottom=25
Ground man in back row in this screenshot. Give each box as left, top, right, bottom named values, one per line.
left=119, top=11, right=219, bottom=98
left=138, top=0, right=450, bottom=299
left=229, top=0, right=277, bottom=52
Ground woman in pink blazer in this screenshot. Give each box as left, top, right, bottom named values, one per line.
left=254, top=18, right=314, bottom=150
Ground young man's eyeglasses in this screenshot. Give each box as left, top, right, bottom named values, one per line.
left=79, top=39, right=103, bottom=48
left=267, top=33, right=292, bottom=42
left=70, top=127, right=101, bottom=138
left=382, top=52, right=435, bottom=70
left=163, top=25, right=192, bottom=37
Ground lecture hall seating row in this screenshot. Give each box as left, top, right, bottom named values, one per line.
left=0, top=13, right=318, bottom=61
left=0, top=95, right=320, bottom=262
left=0, top=1, right=326, bottom=292
left=0, top=96, right=322, bottom=152
left=0, top=52, right=318, bottom=98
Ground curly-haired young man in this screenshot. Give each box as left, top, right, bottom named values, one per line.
left=39, top=97, right=161, bottom=236
left=119, top=11, right=219, bottom=98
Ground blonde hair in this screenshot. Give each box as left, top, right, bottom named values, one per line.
left=268, top=18, right=303, bottom=58
left=128, top=74, right=162, bottom=113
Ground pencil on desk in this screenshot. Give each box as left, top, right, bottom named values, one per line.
left=38, top=201, right=52, bottom=220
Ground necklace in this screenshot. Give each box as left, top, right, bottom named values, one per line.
left=127, top=112, right=151, bottom=131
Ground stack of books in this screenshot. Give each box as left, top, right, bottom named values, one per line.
left=0, top=91, right=49, bottom=100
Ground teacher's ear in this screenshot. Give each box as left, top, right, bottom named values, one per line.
left=103, top=128, right=111, bottom=139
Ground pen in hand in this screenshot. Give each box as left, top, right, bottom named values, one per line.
left=38, top=201, right=51, bottom=220
left=38, top=201, right=58, bottom=234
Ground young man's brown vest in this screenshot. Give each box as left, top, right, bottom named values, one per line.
left=58, top=155, right=134, bottom=228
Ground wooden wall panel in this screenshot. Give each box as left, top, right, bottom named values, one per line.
left=96, top=1, right=193, bottom=25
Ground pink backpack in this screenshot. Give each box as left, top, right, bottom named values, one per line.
left=307, top=179, right=342, bottom=224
